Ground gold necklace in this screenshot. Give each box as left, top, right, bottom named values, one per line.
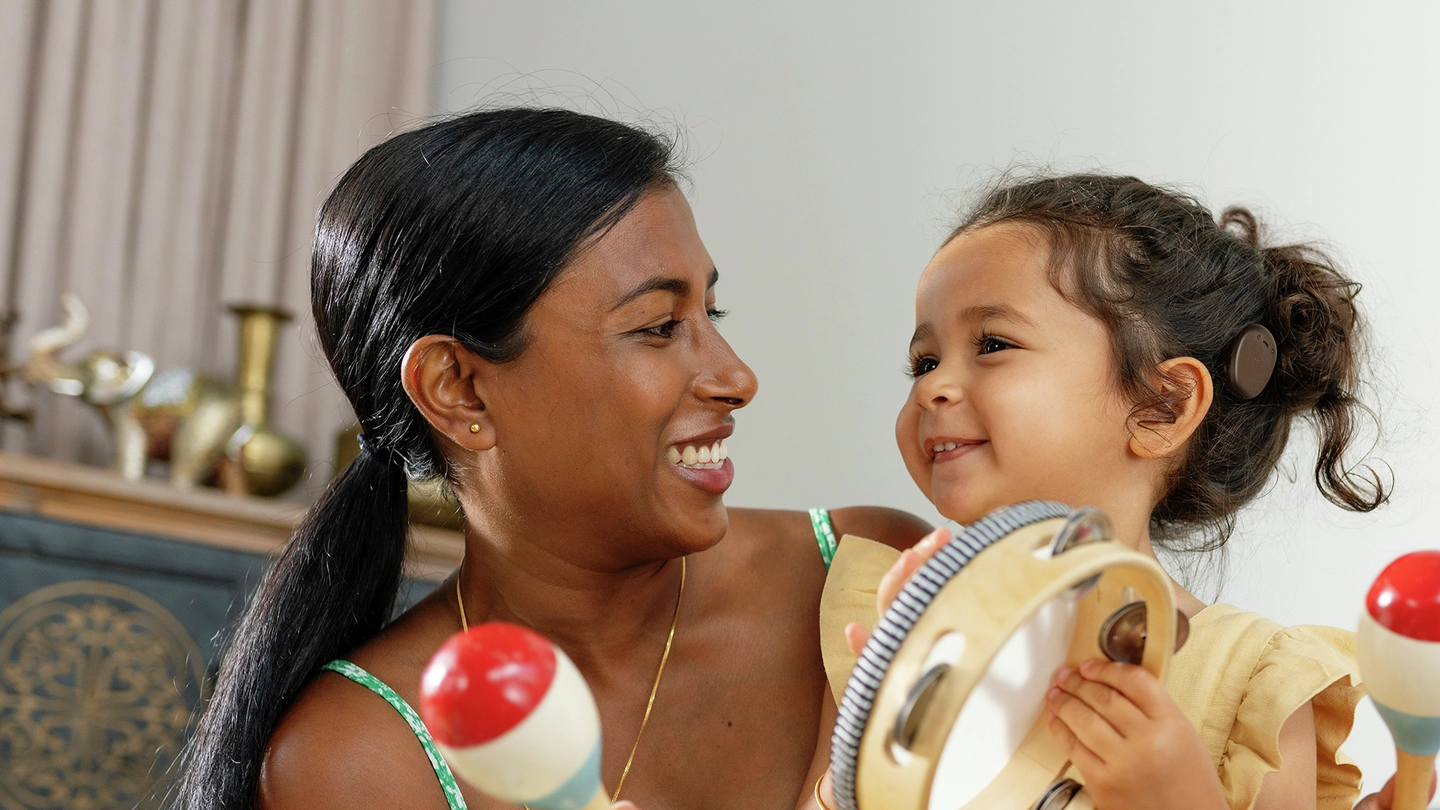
left=454, top=557, right=686, bottom=805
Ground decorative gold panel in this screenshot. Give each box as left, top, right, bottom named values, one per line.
left=0, top=581, right=207, bottom=810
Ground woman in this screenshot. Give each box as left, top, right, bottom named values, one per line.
left=169, top=108, right=929, bottom=810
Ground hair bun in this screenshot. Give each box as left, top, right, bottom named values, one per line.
left=1218, top=207, right=1262, bottom=248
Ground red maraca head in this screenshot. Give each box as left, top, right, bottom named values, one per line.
left=419, top=623, right=558, bottom=748
left=1366, top=550, right=1440, bottom=642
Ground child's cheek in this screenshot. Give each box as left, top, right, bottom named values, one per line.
left=895, top=406, right=933, bottom=502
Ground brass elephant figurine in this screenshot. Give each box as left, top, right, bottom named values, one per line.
left=25, top=293, right=243, bottom=487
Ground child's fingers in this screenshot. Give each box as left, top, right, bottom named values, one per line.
left=1047, top=711, right=1108, bottom=773
left=874, top=528, right=952, bottom=616
left=844, top=622, right=870, bottom=656
left=915, top=526, right=951, bottom=560
left=1052, top=666, right=1147, bottom=736
left=1045, top=684, right=1124, bottom=758
left=875, top=548, right=921, bottom=615
left=1077, top=658, right=1170, bottom=719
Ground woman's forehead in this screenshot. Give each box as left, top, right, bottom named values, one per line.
left=549, top=186, right=713, bottom=304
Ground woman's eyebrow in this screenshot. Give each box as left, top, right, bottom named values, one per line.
left=612, top=267, right=720, bottom=310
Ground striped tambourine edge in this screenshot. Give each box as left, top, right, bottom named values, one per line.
left=828, top=501, right=1073, bottom=810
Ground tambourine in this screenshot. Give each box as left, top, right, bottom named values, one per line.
left=830, top=501, right=1181, bottom=810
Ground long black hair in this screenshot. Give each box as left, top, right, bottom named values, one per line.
left=170, top=108, right=678, bottom=809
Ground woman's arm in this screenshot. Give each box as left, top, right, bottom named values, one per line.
left=794, top=694, right=838, bottom=810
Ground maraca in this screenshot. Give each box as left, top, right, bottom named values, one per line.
left=1357, top=551, right=1440, bottom=810
left=419, top=622, right=610, bottom=810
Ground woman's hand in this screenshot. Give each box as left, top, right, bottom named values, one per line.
left=843, top=527, right=952, bottom=655
left=1046, top=658, right=1227, bottom=810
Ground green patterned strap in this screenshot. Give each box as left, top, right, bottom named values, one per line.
left=809, top=507, right=838, bottom=571
left=322, top=659, right=468, bottom=810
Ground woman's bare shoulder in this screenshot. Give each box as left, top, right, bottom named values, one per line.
left=258, top=668, right=450, bottom=810
left=724, top=505, right=932, bottom=554
left=826, top=506, right=933, bottom=550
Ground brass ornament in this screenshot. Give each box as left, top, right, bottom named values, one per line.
left=221, top=305, right=307, bottom=497
left=0, top=580, right=208, bottom=810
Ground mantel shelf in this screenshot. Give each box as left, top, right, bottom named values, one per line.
left=0, top=451, right=463, bottom=580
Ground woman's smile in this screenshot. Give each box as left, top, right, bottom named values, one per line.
left=666, top=425, right=735, bottom=494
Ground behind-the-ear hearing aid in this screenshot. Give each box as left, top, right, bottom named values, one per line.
left=1226, top=323, right=1277, bottom=400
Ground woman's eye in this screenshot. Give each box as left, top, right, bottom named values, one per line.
left=977, top=335, right=1013, bottom=355
left=707, top=308, right=729, bottom=322
left=907, top=356, right=939, bottom=378
left=644, top=319, right=683, bottom=339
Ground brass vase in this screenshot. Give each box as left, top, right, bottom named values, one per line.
left=223, top=305, right=306, bottom=497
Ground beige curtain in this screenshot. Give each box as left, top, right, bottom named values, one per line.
left=0, top=0, right=435, bottom=499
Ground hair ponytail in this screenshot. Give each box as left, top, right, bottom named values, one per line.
left=171, top=449, right=408, bottom=809
left=169, top=108, right=677, bottom=808
left=1259, top=236, right=1388, bottom=512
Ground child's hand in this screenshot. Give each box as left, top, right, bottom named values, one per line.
left=843, top=527, right=953, bottom=655
left=1353, top=769, right=1439, bottom=809
left=1046, top=658, right=1227, bottom=810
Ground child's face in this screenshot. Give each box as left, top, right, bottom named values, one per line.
left=896, top=223, right=1143, bottom=526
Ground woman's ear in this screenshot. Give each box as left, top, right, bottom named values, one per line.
left=1127, top=356, right=1214, bottom=460
left=400, top=335, right=498, bottom=450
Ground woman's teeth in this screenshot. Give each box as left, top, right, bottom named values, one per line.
left=668, top=439, right=729, bottom=469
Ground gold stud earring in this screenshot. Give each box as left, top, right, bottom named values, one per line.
left=469, top=424, right=480, bottom=434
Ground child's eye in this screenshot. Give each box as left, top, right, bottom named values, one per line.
left=906, top=355, right=939, bottom=379
left=976, top=335, right=1014, bottom=355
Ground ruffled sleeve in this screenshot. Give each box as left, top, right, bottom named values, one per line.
left=818, top=534, right=901, bottom=705
left=1167, top=605, right=1364, bottom=810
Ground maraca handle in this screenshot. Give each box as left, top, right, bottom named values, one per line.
left=1393, top=750, right=1437, bottom=810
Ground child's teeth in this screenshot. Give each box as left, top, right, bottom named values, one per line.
left=682, top=446, right=698, bottom=465
left=698, top=445, right=712, bottom=463
left=667, top=446, right=682, bottom=463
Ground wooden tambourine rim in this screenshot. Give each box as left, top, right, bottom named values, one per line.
left=830, top=501, right=1072, bottom=810
left=830, top=502, right=1177, bottom=810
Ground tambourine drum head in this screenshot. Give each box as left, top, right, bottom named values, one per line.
left=929, top=597, right=1077, bottom=809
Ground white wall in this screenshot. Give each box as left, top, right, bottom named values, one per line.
left=434, top=1, right=1440, bottom=794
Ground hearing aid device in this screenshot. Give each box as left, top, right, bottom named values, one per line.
left=1226, top=324, right=1276, bottom=400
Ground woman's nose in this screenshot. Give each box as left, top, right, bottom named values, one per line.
left=698, top=334, right=758, bottom=408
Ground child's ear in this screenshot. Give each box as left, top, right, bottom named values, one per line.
left=1127, top=357, right=1214, bottom=460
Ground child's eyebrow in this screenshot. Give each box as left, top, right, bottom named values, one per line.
left=961, top=303, right=1035, bottom=327
left=909, top=323, right=932, bottom=348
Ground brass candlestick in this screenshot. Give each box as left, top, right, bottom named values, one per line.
left=223, top=305, right=306, bottom=497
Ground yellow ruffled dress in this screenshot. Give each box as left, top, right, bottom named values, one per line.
left=820, top=536, right=1366, bottom=810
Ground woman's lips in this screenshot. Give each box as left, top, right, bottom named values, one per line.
left=670, top=456, right=734, bottom=495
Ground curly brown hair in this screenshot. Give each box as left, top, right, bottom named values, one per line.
left=951, top=174, right=1388, bottom=551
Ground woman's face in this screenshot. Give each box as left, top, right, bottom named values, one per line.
left=895, top=223, right=1141, bottom=526
left=476, top=186, right=757, bottom=566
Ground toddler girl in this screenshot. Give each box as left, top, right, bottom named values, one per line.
left=819, top=174, right=1392, bottom=810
